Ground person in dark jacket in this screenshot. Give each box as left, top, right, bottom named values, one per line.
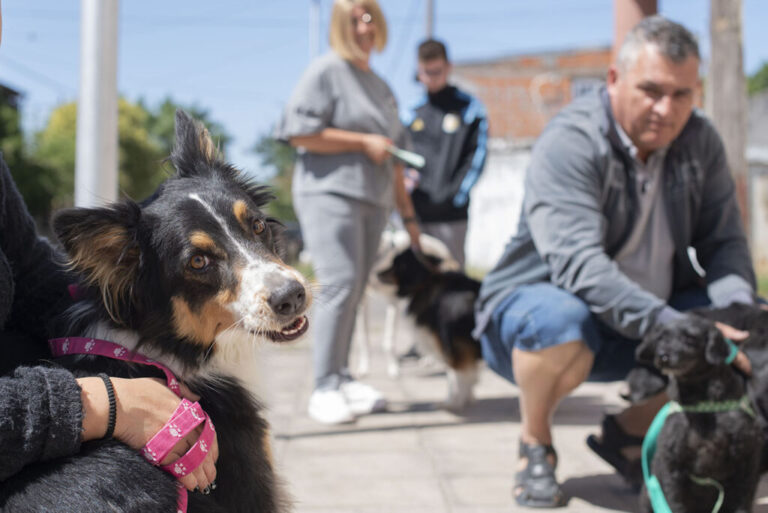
left=403, top=39, right=487, bottom=268
left=0, top=4, right=217, bottom=493
left=473, top=16, right=753, bottom=508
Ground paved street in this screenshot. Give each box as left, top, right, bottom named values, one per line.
left=255, top=294, right=768, bottom=512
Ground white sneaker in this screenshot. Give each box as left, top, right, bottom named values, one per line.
left=308, top=389, right=355, bottom=424
left=340, top=380, right=387, bottom=415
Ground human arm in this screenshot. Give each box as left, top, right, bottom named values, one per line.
left=289, top=128, right=392, bottom=165
left=453, top=101, right=489, bottom=207
left=688, top=120, right=755, bottom=307
left=79, top=376, right=218, bottom=492
left=393, top=162, right=421, bottom=251
left=0, top=367, right=83, bottom=481
left=0, top=368, right=217, bottom=491
left=524, top=125, right=668, bottom=338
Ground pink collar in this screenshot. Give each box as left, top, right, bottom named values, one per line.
left=49, top=337, right=182, bottom=395
left=48, top=337, right=209, bottom=513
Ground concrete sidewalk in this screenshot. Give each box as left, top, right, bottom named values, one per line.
left=256, top=297, right=768, bottom=513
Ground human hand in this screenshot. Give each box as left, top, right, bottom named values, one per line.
left=405, top=220, right=422, bottom=253
left=111, top=377, right=219, bottom=492
left=362, top=134, right=393, bottom=164
left=714, top=322, right=752, bottom=375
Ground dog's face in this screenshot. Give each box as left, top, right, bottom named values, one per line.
left=53, top=111, right=311, bottom=369
left=636, top=316, right=731, bottom=379
left=376, top=248, right=441, bottom=297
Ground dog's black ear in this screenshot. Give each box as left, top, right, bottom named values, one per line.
left=53, top=202, right=143, bottom=324
left=636, top=326, right=661, bottom=364
left=171, top=109, right=220, bottom=177
left=704, top=326, right=731, bottom=365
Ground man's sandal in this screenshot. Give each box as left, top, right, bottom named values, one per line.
left=514, top=441, right=567, bottom=508
left=585, top=414, right=643, bottom=489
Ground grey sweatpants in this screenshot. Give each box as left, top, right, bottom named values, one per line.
left=295, top=193, right=388, bottom=390
left=420, top=219, right=468, bottom=268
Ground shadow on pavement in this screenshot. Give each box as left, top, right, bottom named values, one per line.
left=561, top=473, right=638, bottom=512
left=276, top=394, right=622, bottom=441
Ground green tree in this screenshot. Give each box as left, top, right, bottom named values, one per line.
left=34, top=99, right=167, bottom=206
left=252, top=134, right=297, bottom=221
left=748, top=62, right=768, bottom=95
left=32, top=97, right=231, bottom=209
left=0, top=87, right=60, bottom=224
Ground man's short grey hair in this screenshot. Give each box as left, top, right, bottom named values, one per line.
left=617, top=15, right=700, bottom=71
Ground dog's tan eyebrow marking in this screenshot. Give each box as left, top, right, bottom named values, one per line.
left=233, top=200, right=249, bottom=231
left=189, top=193, right=256, bottom=265
left=189, top=231, right=218, bottom=251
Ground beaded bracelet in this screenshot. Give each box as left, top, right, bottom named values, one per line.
left=97, top=373, right=117, bottom=439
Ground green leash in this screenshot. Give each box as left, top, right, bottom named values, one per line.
left=640, top=339, right=752, bottom=513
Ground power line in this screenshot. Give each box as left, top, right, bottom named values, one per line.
left=0, top=55, right=76, bottom=96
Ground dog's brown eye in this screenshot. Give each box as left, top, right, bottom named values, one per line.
left=189, top=254, right=210, bottom=270
left=252, top=219, right=266, bottom=235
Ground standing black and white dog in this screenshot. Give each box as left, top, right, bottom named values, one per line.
left=376, top=247, right=481, bottom=410
left=0, top=111, right=310, bottom=513
left=355, top=229, right=459, bottom=378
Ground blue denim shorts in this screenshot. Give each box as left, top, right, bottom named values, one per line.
left=480, top=283, right=710, bottom=384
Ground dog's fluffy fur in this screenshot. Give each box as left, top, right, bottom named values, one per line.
left=636, top=316, right=763, bottom=513
left=376, top=247, right=481, bottom=410
left=0, top=112, right=311, bottom=513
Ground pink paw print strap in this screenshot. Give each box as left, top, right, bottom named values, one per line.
left=142, top=399, right=206, bottom=467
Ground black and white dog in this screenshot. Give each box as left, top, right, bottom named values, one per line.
left=376, top=247, right=481, bottom=410
left=0, top=112, right=310, bottom=512
left=636, top=315, right=763, bottom=513
left=355, top=229, right=459, bottom=378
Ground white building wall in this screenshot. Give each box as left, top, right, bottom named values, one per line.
left=465, top=143, right=530, bottom=272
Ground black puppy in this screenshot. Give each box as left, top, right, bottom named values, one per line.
left=0, top=112, right=310, bottom=512
left=636, top=316, right=763, bottom=513
left=377, top=247, right=481, bottom=410
left=626, top=304, right=768, bottom=468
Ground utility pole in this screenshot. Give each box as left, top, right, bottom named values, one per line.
left=708, top=0, right=749, bottom=237
left=75, top=0, right=119, bottom=207
left=309, top=0, right=321, bottom=60
left=425, top=0, right=434, bottom=39
left=612, top=0, right=657, bottom=60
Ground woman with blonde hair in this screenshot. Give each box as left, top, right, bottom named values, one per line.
left=277, top=0, right=421, bottom=424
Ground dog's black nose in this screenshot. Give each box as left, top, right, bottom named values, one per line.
left=268, top=280, right=306, bottom=317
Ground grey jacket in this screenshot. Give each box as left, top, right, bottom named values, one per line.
left=475, top=88, right=755, bottom=340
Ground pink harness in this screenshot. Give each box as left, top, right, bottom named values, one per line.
left=49, top=337, right=217, bottom=513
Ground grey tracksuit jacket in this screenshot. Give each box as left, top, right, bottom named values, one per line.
left=475, top=87, right=755, bottom=341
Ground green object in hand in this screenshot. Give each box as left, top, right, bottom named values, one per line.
left=387, top=146, right=426, bottom=169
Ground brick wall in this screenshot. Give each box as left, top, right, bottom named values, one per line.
left=453, top=47, right=611, bottom=142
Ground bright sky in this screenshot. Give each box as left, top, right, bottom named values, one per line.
left=1, top=0, right=767, bottom=179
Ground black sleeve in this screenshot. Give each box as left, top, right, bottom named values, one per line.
left=0, top=366, right=83, bottom=481
left=0, top=155, right=72, bottom=341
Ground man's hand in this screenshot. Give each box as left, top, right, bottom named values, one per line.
left=714, top=321, right=752, bottom=375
